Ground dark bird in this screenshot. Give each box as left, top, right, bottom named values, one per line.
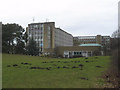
left=46, top=67, right=50, bottom=70
left=79, top=64, right=83, bottom=67
left=57, top=66, right=60, bottom=69
left=63, top=66, right=69, bottom=68
left=13, top=64, right=18, bottom=67
left=24, top=63, right=28, bottom=64
left=21, top=62, right=24, bottom=64
left=72, top=66, right=78, bottom=68
left=30, top=67, right=37, bottom=69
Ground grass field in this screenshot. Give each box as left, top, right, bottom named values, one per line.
left=2, top=54, right=111, bottom=88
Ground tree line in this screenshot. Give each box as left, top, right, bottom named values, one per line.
left=2, top=23, right=39, bottom=56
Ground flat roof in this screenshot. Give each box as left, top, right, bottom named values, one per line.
left=55, top=28, right=73, bottom=37
left=28, top=22, right=55, bottom=25
left=79, top=43, right=103, bottom=47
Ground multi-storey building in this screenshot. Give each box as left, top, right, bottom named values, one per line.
left=73, top=35, right=111, bottom=56
left=27, top=22, right=109, bottom=57
left=73, top=36, right=96, bottom=45
left=27, top=22, right=73, bottom=55
left=73, top=35, right=111, bottom=47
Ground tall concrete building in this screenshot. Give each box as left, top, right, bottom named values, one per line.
left=27, top=22, right=73, bottom=55
left=27, top=22, right=106, bottom=57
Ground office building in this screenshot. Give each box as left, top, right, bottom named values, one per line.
left=73, top=35, right=110, bottom=48
left=27, top=22, right=108, bottom=57
left=27, top=22, right=73, bottom=55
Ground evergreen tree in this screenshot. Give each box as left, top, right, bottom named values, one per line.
left=15, top=39, right=25, bottom=54
left=26, top=38, right=39, bottom=56
left=2, top=23, right=25, bottom=53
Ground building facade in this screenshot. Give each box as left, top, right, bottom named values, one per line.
left=73, top=35, right=110, bottom=48
left=56, top=44, right=102, bottom=58
left=54, top=28, right=73, bottom=47
left=27, top=22, right=108, bottom=57
left=27, top=22, right=55, bottom=54
left=27, top=22, right=73, bottom=55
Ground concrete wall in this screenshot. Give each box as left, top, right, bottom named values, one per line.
left=96, top=35, right=101, bottom=44
left=43, top=22, right=55, bottom=49
left=54, top=28, right=73, bottom=47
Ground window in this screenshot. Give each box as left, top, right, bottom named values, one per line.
left=48, top=26, right=50, bottom=31
left=34, top=25, right=38, bottom=28
left=41, top=41, right=43, bottom=44
left=77, top=52, right=79, bottom=55
left=41, top=36, right=42, bottom=39
left=40, top=43, right=43, bottom=47
left=74, top=52, right=76, bottom=55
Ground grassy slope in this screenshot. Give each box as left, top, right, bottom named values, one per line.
left=2, top=54, right=110, bottom=88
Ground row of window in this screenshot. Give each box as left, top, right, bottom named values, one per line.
left=29, top=29, right=43, bottom=35
left=29, top=24, right=43, bottom=28
left=29, top=27, right=43, bottom=30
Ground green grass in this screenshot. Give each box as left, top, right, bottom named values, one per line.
left=2, top=54, right=111, bottom=88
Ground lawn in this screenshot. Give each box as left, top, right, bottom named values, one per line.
left=2, top=54, right=111, bottom=88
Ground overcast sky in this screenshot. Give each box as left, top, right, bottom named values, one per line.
left=0, top=0, right=119, bottom=36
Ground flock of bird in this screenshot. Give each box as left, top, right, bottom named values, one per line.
left=6, top=57, right=103, bottom=80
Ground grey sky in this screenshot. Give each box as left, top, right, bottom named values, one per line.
left=0, top=0, right=119, bottom=36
